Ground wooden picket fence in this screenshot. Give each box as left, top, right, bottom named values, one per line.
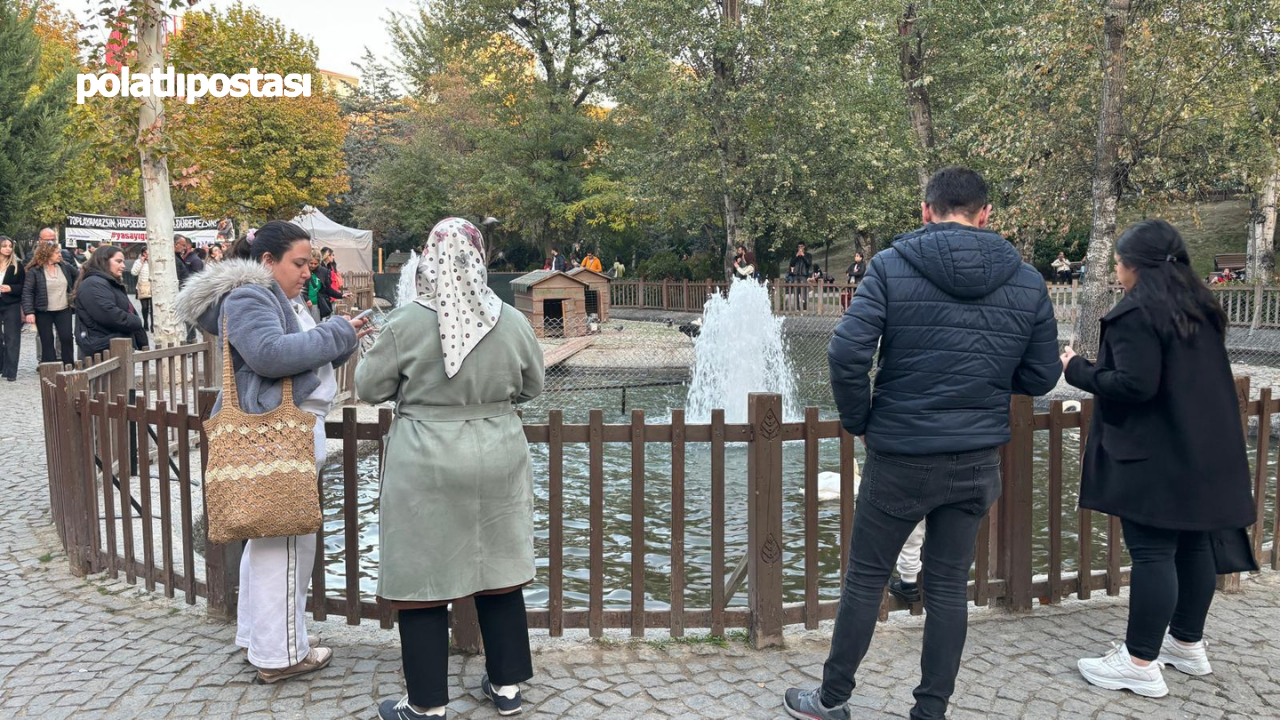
left=39, top=350, right=1279, bottom=649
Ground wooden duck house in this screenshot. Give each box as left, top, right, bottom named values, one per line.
left=512, top=271, right=590, bottom=338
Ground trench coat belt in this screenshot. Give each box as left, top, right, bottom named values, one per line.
left=395, top=401, right=515, bottom=422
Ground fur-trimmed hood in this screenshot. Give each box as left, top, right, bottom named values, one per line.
left=174, top=259, right=274, bottom=334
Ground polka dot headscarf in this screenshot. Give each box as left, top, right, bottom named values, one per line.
left=413, top=217, right=503, bottom=378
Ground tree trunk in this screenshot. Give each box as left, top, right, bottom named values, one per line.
left=137, top=1, right=180, bottom=347
left=1248, top=157, right=1279, bottom=285
left=723, top=193, right=749, bottom=280
left=899, top=2, right=935, bottom=194
left=716, top=0, right=745, bottom=283
left=1073, top=0, right=1131, bottom=358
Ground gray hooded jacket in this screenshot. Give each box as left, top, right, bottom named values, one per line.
left=175, top=259, right=358, bottom=416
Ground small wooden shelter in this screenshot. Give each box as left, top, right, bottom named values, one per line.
left=567, top=267, right=612, bottom=322
left=512, top=270, right=589, bottom=338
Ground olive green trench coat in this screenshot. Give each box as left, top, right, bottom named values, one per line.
left=355, top=302, right=544, bottom=602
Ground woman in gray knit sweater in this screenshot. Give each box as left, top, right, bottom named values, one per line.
left=176, top=221, right=370, bottom=683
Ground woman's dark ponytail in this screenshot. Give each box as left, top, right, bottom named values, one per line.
left=230, top=221, right=310, bottom=264
left=1116, top=219, right=1228, bottom=339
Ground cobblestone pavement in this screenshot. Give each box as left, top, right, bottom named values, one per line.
left=4, top=335, right=1280, bottom=719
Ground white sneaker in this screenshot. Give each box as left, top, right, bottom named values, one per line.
left=1157, top=634, right=1213, bottom=676
left=1078, top=642, right=1169, bottom=698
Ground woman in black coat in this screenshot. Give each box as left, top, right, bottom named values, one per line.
left=22, top=241, right=79, bottom=365
left=72, top=245, right=146, bottom=359
left=1062, top=220, right=1256, bottom=698
left=0, top=236, right=25, bottom=381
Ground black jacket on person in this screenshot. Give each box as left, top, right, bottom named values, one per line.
left=1065, top=295, right=1256, bottom=531
left=177, top=250, right=204, bottom=286
left=313, top=264, right=343, bottom=317
left=828, top=222, right=1061, bottom=455
left=73, top=270, right=146, bottom=356
left=1, top=263, right=25, bottom=308
left=845, top=260, right=866, bottom=284
left=788, top=252, right=813, bottom=279
left=21, top=262, right=79, bottom=315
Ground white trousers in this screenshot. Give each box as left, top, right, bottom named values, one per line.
left=896, top=520, right=926, bottom=583
left=234, top=416, right=326, bottom=669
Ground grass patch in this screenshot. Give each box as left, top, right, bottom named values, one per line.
left=168, top=608, right=180, bottom=616
left=37, top=554, right=53, bottom=563
left=1122, top=199, right=1250, bottom=278
left=639, top=634, right=732, bottom=651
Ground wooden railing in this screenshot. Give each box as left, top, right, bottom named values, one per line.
left=612, top=279, right=1280, bottom=329
left=39, top=377, right=1278, bottom=649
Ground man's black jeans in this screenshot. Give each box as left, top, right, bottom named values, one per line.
left=821, top=447, right=1002, bottom=720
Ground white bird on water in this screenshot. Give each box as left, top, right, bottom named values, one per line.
left=812, top=460, right=862, bottom=503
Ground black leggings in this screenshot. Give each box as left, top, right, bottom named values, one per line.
left=35, top=309, right=75, bottom=365
left=399, top=589, right=533, bottom=708
left=1122, top=519, right=1216, bottom=661
left=139, top=298, right=152, bottom=331
left=0, top=303, right=21, bottom=379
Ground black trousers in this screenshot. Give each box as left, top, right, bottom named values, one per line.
left=821, top=448, right=1001, bottom=720
left=0, top=304, right=20, bottom=379
left=1121, top=519, right=1216, bottom=661
left=399, top=589, right=533, bottom=708
left=139, top=298, right=152, bottom=331
left=35, top=309, right=75, bottom=365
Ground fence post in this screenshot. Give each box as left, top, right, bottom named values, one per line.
left=198, top=388, right=242, bottom=620
left=999, top=395, right=1036, bottom=610
left=746, top=393, right=784, bottom=648
left=61, top=370, right=96, bottom=575
left=452, top=598, right=483, bottom=654
left=1219, top=377, right=1252, bottom=593
left=39, top=364, right=71, bottom=556
left=108, top=338, right=139, bottom=475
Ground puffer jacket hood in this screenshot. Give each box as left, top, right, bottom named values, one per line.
left=894, top=222, right=1023, bottom=299
left=174, top=258, right=274, bottom=335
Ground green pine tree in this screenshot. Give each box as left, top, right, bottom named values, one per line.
left=0, top=0, right=75, bottom=245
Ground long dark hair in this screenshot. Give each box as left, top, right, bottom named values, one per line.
left=229, top=221, right=311, bottom=263
left=1117, top=220, right=1227, bottom=339
left=73, top=244, right=125, bottom=294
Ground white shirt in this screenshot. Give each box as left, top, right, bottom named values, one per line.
left=291, top=300, right=338, bottom=462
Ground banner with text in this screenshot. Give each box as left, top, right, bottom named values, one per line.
left=65, top=213, right=219, bottom=247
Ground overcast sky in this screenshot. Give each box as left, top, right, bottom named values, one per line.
left=56, top=0, right=421, bottom=78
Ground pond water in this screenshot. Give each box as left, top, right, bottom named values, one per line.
left=319, top=331, right=1278, bottom=607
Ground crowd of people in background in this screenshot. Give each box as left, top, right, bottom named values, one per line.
left=0, top=222, right=353, bottom=376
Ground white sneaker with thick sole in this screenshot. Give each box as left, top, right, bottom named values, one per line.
left=1156, top=634, right=1212, bottom=676
left=1078, top=642, right=1169, bottom=698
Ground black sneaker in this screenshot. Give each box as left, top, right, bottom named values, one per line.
left=888, top=577, right=922, bottom=603
left=481, top=675, right=522, bottom=716
left=378, top=696, right=445, bottom=719
left=783, top=688, right=850, bottom=720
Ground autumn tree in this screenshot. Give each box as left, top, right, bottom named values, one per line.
left=389, top=1, right=615, bottom=252
left=168, top=2, right=349, bottom=223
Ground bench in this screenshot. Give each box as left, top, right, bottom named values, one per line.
left=1215, top=253, right=1247, bottom=272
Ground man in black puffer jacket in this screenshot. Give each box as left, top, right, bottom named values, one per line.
left=785, top=168, right=1061, bottom=720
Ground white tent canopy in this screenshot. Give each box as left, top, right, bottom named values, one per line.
left=289, top=206, right=373, bottom=273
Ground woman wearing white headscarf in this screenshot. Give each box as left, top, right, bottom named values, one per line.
left=357, top=218, right=544, bottom=720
